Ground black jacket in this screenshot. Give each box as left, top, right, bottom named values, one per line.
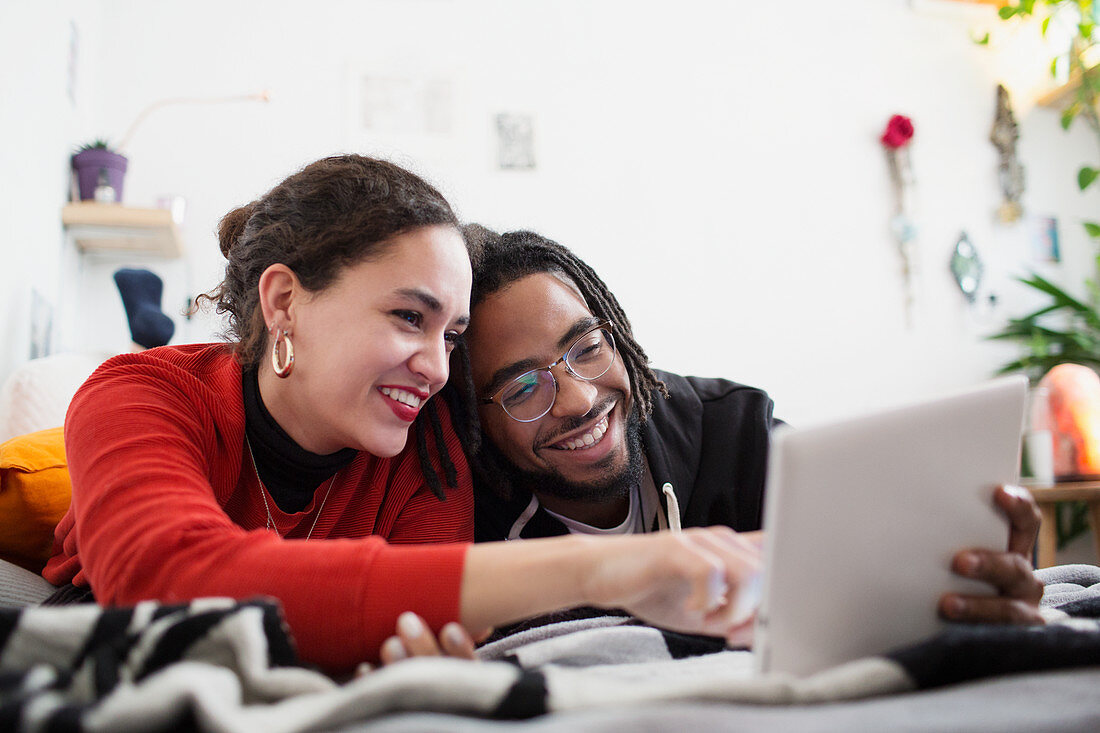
left=474, top=369, right=781, bottom=541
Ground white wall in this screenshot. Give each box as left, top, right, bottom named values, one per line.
left=0, top=0, right=104, bottom=378
left=2, top=0, right=1096, bottom=425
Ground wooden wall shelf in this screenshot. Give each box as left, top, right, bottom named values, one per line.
left=62, top=203, right=183, bottom=258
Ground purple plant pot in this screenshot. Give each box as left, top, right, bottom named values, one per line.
left=71, top=148, right=129, bottom=202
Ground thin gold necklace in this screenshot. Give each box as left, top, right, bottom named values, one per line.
left=245, top=437, right=336, bottom=540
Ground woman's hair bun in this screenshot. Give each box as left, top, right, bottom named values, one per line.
left=217, top=201, right=258, bottom=259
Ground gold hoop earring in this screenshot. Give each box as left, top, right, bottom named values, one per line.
left=271, top=328, right=295, bottom=378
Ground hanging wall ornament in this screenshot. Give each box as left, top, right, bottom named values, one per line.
left=991, top=84, right=1025, bottom=223
left=881, top=114, right=917, bottom=327
left=950, top=231, right=984, bottom=304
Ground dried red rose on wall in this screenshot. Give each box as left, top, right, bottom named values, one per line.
left=881, top=114, right=914, bottom=149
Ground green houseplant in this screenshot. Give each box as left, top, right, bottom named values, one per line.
left=987, top=271, right=1100, bottom=549
left=995, top=0, right=1100, bottom=237
left=988, top=273, right=1100, bottom=383
left=67, top=92, right=270, bottom=205
left=988, top=0, right=1100, bottom=386
left=987, top=0, right=1100, bottom=549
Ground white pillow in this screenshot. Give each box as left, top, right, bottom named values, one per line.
left=0, top=352, right=108, bottom=443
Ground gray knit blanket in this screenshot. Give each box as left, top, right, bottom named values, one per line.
left=2, top=565, right=1099, bottom=732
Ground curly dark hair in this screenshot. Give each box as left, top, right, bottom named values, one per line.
left=454, top=225, right=666, bottom=498
left=198, top=154, right=472, bottom=499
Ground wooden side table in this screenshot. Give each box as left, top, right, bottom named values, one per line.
left=1022, top=480, right=1100, bottom=568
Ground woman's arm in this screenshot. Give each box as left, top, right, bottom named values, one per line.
left=460, top=526, right=762, bottom=642
left=53, top=351, right=470, bottom=674
left=380, top=528, right=762, bottom=664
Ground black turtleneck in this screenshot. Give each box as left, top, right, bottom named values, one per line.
left=241, top=367, right=356, bottom=514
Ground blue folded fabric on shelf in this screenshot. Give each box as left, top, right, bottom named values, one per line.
left=113, top=268, right=174, bottom=349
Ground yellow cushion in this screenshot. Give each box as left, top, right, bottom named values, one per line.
left=0, top=427, right=70, bottom=573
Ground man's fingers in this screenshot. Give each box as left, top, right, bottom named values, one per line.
left=942, top=488, right=1044, bottom=629
left=994, top=484, right=1041, bottom=557
left=939, top=593, right=1045, bottom=625
left=953, top=549, right=1044, bottom=603
left=944, top=545, right=1045, bottom=625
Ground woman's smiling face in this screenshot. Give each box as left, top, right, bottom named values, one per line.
left=264, top=224, right=471, bottom=457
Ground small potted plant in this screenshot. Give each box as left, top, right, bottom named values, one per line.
left=71, top=139, right=128, bottom=202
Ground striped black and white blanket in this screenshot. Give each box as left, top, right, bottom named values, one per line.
left=2, top=565, right=1100, bottom=732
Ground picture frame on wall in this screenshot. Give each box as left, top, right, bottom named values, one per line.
left=29, top=289, right=54, bottom=360
left=1028, top=215, right=1062, bottom=264
left=340, top=61, right=468, bottom=173
left=495, top=113, right=536, bottom=171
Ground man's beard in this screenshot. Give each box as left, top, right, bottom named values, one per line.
left=489, top=403, right=645, bottom=504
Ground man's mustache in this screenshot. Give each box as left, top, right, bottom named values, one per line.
left=537, top=394, right=620, bottom=448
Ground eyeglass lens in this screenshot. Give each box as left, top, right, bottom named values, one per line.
left=500, top=326, right=615, bottom=421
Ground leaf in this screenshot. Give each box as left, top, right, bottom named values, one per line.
left=999, top=6, right=1019, bottom=18
left=1070, top=331, right=1098, bottom=350
left=1020, top=272, right=1079, bottom=301
left=1057, top=501, right=1093, bottom=549
left=1026, top=304, right=1069, bottom=319
left=991, top=262, right=1100, bottom=381
left=1042, top=15, right=1053, bottom=35
left=1017, top=323, right=1074, bottom=339
left=1079, top=166, right=1100, bottom=190
left=993, top=361, right=1033, bottom=377
left=1084, top=221, right=1100, bottom=238
left=1062, top=105, right=1079, bottom=130
left=1051, top=55, right=1060, bottom=79
left=1018, top=273, right=1095, bottom=315
left=973, top=31, right=991, bottom=45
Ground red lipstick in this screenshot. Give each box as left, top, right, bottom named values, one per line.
left=379, top=385, right=428, bottom=423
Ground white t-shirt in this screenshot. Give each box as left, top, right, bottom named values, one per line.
left=540, top=463, right=672, bottom=535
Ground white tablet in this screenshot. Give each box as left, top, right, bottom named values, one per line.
left=753, top=375, right=1028, bottom=677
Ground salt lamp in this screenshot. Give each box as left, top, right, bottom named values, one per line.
left=1039, top=363, right=1100, bottom=479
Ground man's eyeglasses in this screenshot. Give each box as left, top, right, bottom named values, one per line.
left=480, top=320, right=616, bottom=423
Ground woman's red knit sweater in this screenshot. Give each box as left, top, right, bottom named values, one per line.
left=43, top=343, right=473, bottom=673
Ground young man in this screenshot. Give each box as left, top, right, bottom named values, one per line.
left=462, top=229, right=775, bottom=542
left=457, top=226, right=1043, bottom=624
left=378, top=225, right=1044, bottom=662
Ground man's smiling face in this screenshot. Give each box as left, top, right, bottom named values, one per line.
left=466, top=272, right=641, bottom=503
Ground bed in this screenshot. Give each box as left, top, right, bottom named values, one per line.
left=2, top=355, right=1099, bottom=731
left=1, top=562, right=1099, bottom=732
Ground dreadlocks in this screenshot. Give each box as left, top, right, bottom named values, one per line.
left=434, top=336, right=482, bottom=495
left=452, top=224, right=667, bottom=499
left=465, top=225, right=667, bottom=416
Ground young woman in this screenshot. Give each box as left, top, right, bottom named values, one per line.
left=43, top=155, right=760, bottom=675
